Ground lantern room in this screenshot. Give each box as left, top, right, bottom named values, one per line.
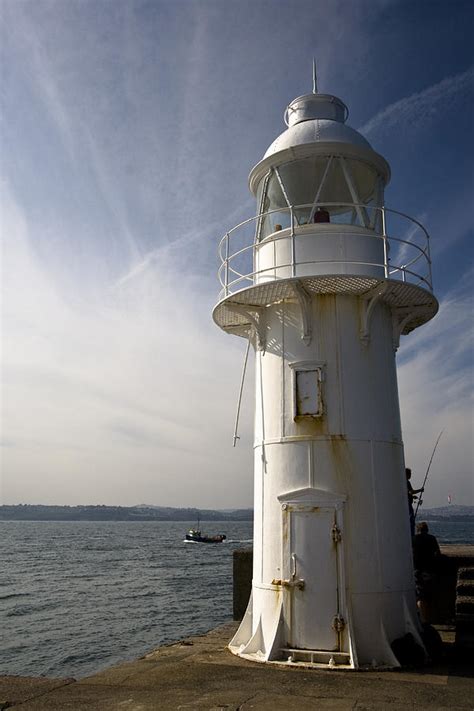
left=213, top=86, right=436, bottom=343
left=250, top=93, right=390, bottom=239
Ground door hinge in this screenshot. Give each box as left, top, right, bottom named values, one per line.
left=271, top=578, right=305, bottom=590
left=331, top=523, right=342, bottom=543
left=332, top=614, right=346, bottom=632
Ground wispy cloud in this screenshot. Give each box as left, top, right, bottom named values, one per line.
left=1, top=0, right=471, bottom=510
left=1, top=191, right=254, bottom=506
left=397, top=274, right=473, bottom=507
left=2, top=3, right=77, bottom=161
left=359, top=67, right=474, bottom=139
left=113, top=198, right=254, bottom=289
left=81, top=125, right=141, bottom=263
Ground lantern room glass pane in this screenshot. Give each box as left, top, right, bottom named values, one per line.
left=346, top=159, right=379, bottom=204
left=256, top=156, right=384, bottom=238
left=279, top=157, right=330, bottom=225
left=319, top=159, right=351, bottom=203
left=278, top=157, right=328, bottom=205
left=257, top=170, right=290, bottom=240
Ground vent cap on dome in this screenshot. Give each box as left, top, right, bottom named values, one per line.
left=285, top=93, right=349, bottom=127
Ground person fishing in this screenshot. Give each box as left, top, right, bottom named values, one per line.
left=413, top=521, right=441, bottom=623
left=406, top=467, right=424, bottom=538
left=406, top=430, right=444, bottom=537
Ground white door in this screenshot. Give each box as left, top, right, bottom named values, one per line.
left=288, top=506, right=339, bottom=651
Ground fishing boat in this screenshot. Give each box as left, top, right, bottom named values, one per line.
left=184, top=517, right=226, bottom=544
left=185, top=529, right=226, bottom=543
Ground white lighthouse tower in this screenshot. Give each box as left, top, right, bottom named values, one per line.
left=213, top=75, right=438, bottom=669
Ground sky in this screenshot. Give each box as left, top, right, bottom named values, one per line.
left=1, top=0, right=473, bottom=509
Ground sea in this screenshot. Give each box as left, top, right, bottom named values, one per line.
left=0, top=518, right=472, bottom=680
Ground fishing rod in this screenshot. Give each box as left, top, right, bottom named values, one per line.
left=414, top=429, right=444, bottom=519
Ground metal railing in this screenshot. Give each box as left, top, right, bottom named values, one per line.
left=217, top=203, right=433, bottom=300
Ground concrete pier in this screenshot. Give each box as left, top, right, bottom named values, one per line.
left=1, top=622, right=473, bottom=710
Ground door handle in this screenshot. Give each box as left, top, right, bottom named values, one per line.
left=291, top=553, right=297, bottom=579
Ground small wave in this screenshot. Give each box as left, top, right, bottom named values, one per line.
left=6, top=600, right=58, bottom=617
left=67, top=573, right=96, bottom=580
left=6, top=607, right=31, bottom=617
left=123, top=590, right=158, bottom=601
left=0, top=592, right=30, bottom=601
left=60, top=649, right=108, bottom=666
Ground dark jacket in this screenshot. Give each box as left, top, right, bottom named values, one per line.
left=413, top=532, right=440, bottom=573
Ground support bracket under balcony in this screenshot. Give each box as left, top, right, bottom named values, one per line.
left=391, top=307, right=416, bottom=351
left=226, top=304, right=266, bottom=352
left=293, top=282, right=313, bottom=346
left=359, top=283, right=389, bottom=345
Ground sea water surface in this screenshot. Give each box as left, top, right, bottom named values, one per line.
left=0, top=520, right=252, bottom=679
left=1, top=518, right=472, bottom=679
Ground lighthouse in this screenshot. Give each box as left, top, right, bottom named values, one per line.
left=213, top=76, right=438, bottom=668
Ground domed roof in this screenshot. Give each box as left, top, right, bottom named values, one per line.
left=264, top=118, right=371, bottom=158
left=262, top=92, right=372, bottom=158
left=249, top=90, right=390, bottom=194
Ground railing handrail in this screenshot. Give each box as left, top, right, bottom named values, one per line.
left=218, top=237, right=428, bottom=289
left=218, top=258, right=433, bottom=301
left=217, top=202, right=431, bottom=251
left=216, top=202, right=433, bottom=296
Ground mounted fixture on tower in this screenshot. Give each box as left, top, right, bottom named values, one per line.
left=213, top=73, right=437, bottom=669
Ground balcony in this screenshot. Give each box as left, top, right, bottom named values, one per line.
left=213, top=203, right=438, bottom=338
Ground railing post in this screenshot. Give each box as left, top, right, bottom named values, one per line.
left=290, top=206, right=296, bottom=277
left=381, top=207, right=389, bottom=279
left=253, top=233, right=256, bottom=287
left=426, top=233, right=433, bottom=291
left=225, top=233, right=230, bottom=297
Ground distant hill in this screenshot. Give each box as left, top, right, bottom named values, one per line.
left=1, top=503, right=471, bottom=523
left=0, top=504, right=253, bottom=522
